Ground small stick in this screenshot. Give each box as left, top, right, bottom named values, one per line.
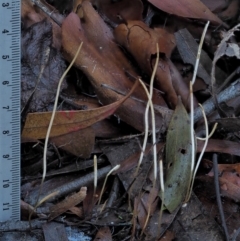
left=213, top=154, right=230, bottom=241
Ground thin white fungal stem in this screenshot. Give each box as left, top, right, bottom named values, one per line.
left=185, top=103, right=209, bottom=202
left=140, top=44, right=159, bottom=236
left=158, top=159, right=164, bottom=236
left=93, top=155, right=97, bottom=201
left=196, top=122, right=218, bottom=140
left=186, top=21, right=209, bottom=201
left=135, top=44, right=159, bottom=182
left=98, top=164, right=120, bottom=207
left=35, top=42, right=83, bottom=210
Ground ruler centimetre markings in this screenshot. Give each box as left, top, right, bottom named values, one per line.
left=0, top=0, right=20, bottom=221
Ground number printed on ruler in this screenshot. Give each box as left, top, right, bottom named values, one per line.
left=0, top=1, right=21, bottom=222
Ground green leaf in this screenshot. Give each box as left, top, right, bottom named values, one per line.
left=162, top=97, right=194, bottom=213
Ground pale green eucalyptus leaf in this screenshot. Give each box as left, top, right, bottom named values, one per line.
left=162, top=98, right=194, bottom=213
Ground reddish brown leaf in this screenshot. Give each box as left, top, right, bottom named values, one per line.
left=148, top=0, right=223, bottom=25
left=93, top=226, right=112, bottom=241
left=197, top=139, right=240, bottom=157
left=61, top=2, right=167, bottom=132
left=114, top=21, right=196, bottom=109
left=22, top=80, right=139, bottom=139
left=50, top=127, right=95, bottom=158
left=74, top=0, right=143, bottom=24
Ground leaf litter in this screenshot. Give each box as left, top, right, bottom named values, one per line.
left=10, top=0, right=240, bottom=240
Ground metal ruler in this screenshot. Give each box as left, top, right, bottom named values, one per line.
left=0, top=0, right=21, bottom=222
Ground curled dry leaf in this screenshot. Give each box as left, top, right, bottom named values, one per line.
left=148, top=0, right=223, bottom=25
left=114, top=21, right=196, bottom=109
left=61, top=1, right=167, bottom=132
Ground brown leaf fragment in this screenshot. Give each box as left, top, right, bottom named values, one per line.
left=148, top=0, right=223, bottom=25
left=200, top=0, right=229, bottom=13
left=216, top=117, right=240, bottom=133
left=68, top=206, right=84, bottom=218
left=219, top=177, right=240, bottom=202
left=197, top=139, right=240, bottom=157
left=76, top=0, right=143, bottom=24
left=175, top=28, right=226, bottom=85
left=21, top=19, right=66, bottom=113
left=22, top=80, right=139, bottom=139
left=48, top=186, right=87, bottom=221
left=93, top=226, right=112, bottom=241
left=50, top=127, right=95, bottom=158
left=43, top=222, right=68, bottom=241
left=135, top=189, right=159, bottom=230
left=61, top=2, right=167, bottom=132
left=114, top=21, right=196, bottom=109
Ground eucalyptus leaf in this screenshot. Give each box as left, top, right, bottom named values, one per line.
left=162, top=97, right=194, bottom=213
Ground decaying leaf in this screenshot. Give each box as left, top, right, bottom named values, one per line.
left=175, top=28, right=226, bottom=85
left=21, top=19, right=66, bottom=113
left=114, top=20, right=196, bottom=109
left=61, top=2, right=167, bottom=132
left=148, top=0, right=223, bottom=25
left=74, top=0, right=143, bottom=25
left=50, top=127, right=95, bottom=158
left=48, top=186, right=87, bottom=221
left=162, top=97, right=193, bottom=213
left=93, top=226, right=112, bottom=241
left=22, top=80, right=139, bottom=139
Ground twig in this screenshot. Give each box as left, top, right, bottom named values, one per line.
left=213, top=154, right=230, bottom=241
left=27, top=165, right=112, bottom=206
left=31, top=0, right=64, bottom=26
left=194, top=78, right=240, bottom=122
left=217, top=66, right=240, bottom=94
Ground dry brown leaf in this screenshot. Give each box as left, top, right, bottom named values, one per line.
left=48, top=187, right=87, bottom=221
left=68, top=206, right=84, bottom=218
left=197, top=139, right=240, bottom=157
left=50, top=127, right=95, bottom=158
left=22, top=80, right=139, bottom=139
left=148, top=0, right=223, bottom=25
left=219, top=177, right=240, bottom=202
left=74, top=0, right=143, bottom=24
left=93, top=226, right=112, bottom=241
left=61, top=2, right=167, bottom=132
left=114, top=21, right=196, bottom=109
